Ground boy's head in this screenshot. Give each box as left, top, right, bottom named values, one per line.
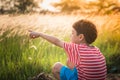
left=71, top=19, right=97, bottom=44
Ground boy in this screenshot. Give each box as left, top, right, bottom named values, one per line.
left=29, top=20, right=107, bottom=80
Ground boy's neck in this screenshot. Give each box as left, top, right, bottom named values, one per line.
left=79, top=42, right=89, bottom=46
left=79, top=40, right=88, bottom=45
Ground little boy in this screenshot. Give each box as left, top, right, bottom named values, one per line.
left=29, top=20, right=107, bottom=80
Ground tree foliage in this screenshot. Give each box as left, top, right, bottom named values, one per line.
left=52, top=0, right=82, bottom=12
left=85, top=0, right=120, bottom=14
left=0, top=0, right=36, bottom=14
left=0, top=0, right=120, bottom=14
left=53, top=0, right=120, bottom=14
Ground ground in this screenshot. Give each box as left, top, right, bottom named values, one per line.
left=28, top=72, right=54, bottom=80
left=106, top=74, right=120, bottom=80
left=28, top=72, right=120, bottom=80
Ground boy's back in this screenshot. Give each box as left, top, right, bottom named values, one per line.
left=64, top=42, right=107, bottom=80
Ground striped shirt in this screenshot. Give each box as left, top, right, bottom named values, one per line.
left=64, top=42, right=107, bottom=80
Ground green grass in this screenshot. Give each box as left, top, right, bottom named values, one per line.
left=0, top=26, right=67, bottom=80
left=0, top=14, right=120, bottom=80
left=0, top=28, right=66, bottom=80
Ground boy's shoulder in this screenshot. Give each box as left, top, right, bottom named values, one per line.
left=64, top=42, right=100, bottom=51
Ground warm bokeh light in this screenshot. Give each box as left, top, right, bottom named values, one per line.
left=39, top=0, right=61, bottom=12
left=37, top=0, right=98, bottom=12
left=85, top=0, right=97, bottom=2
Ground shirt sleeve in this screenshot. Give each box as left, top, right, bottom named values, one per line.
left=63, top=42, right=75, bottom=62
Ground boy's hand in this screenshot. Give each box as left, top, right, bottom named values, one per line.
left=29, top=30, right=40, bottom=39
left=67, top=59, right=75, bottom=70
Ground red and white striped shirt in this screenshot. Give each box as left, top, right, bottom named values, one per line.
left=64, top=42, right=107, bottom=80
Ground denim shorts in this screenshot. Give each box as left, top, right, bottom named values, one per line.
left=60, top=66, right=78, bottom=80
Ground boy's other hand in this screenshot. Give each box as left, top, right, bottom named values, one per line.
left=29, top=30, right=40, bottom=39
left=67, top=59, right=75, bottom=70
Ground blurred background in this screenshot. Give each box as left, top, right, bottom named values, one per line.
left=0, top=0, right=120, bottom=14
left=0, top=0, right=120, bottom=80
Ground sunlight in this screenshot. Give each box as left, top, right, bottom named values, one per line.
left=85, top=0, right=97, bottom=2
left=38, top=0, right=98, bottom=12
left=39, top=0, right=61, bottom=12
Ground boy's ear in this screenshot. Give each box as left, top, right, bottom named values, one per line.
left=78, top=34, right=84, bottom=41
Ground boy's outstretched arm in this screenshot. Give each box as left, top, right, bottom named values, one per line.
left=29, top=30, right=64, bottom=48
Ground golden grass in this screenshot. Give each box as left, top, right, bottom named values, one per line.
left=1, top=13, right=119, bottom=36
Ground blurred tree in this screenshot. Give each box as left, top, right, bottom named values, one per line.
left=0, top=0, right=38, bottom=14
left=52, top=0, right=83, bottom=12
left=15, top=0, right=35, bottom=13
left=52, top=0, right=120, bottom=14
left=87, top=0, right=120, bottom=14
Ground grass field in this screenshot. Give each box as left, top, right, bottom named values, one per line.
left=0, top=13, right=120, bottom=80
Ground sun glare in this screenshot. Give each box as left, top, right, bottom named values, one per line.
left=85, top=0, right=97, bottom=2
left=39, top=0, right=61, bottom=12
